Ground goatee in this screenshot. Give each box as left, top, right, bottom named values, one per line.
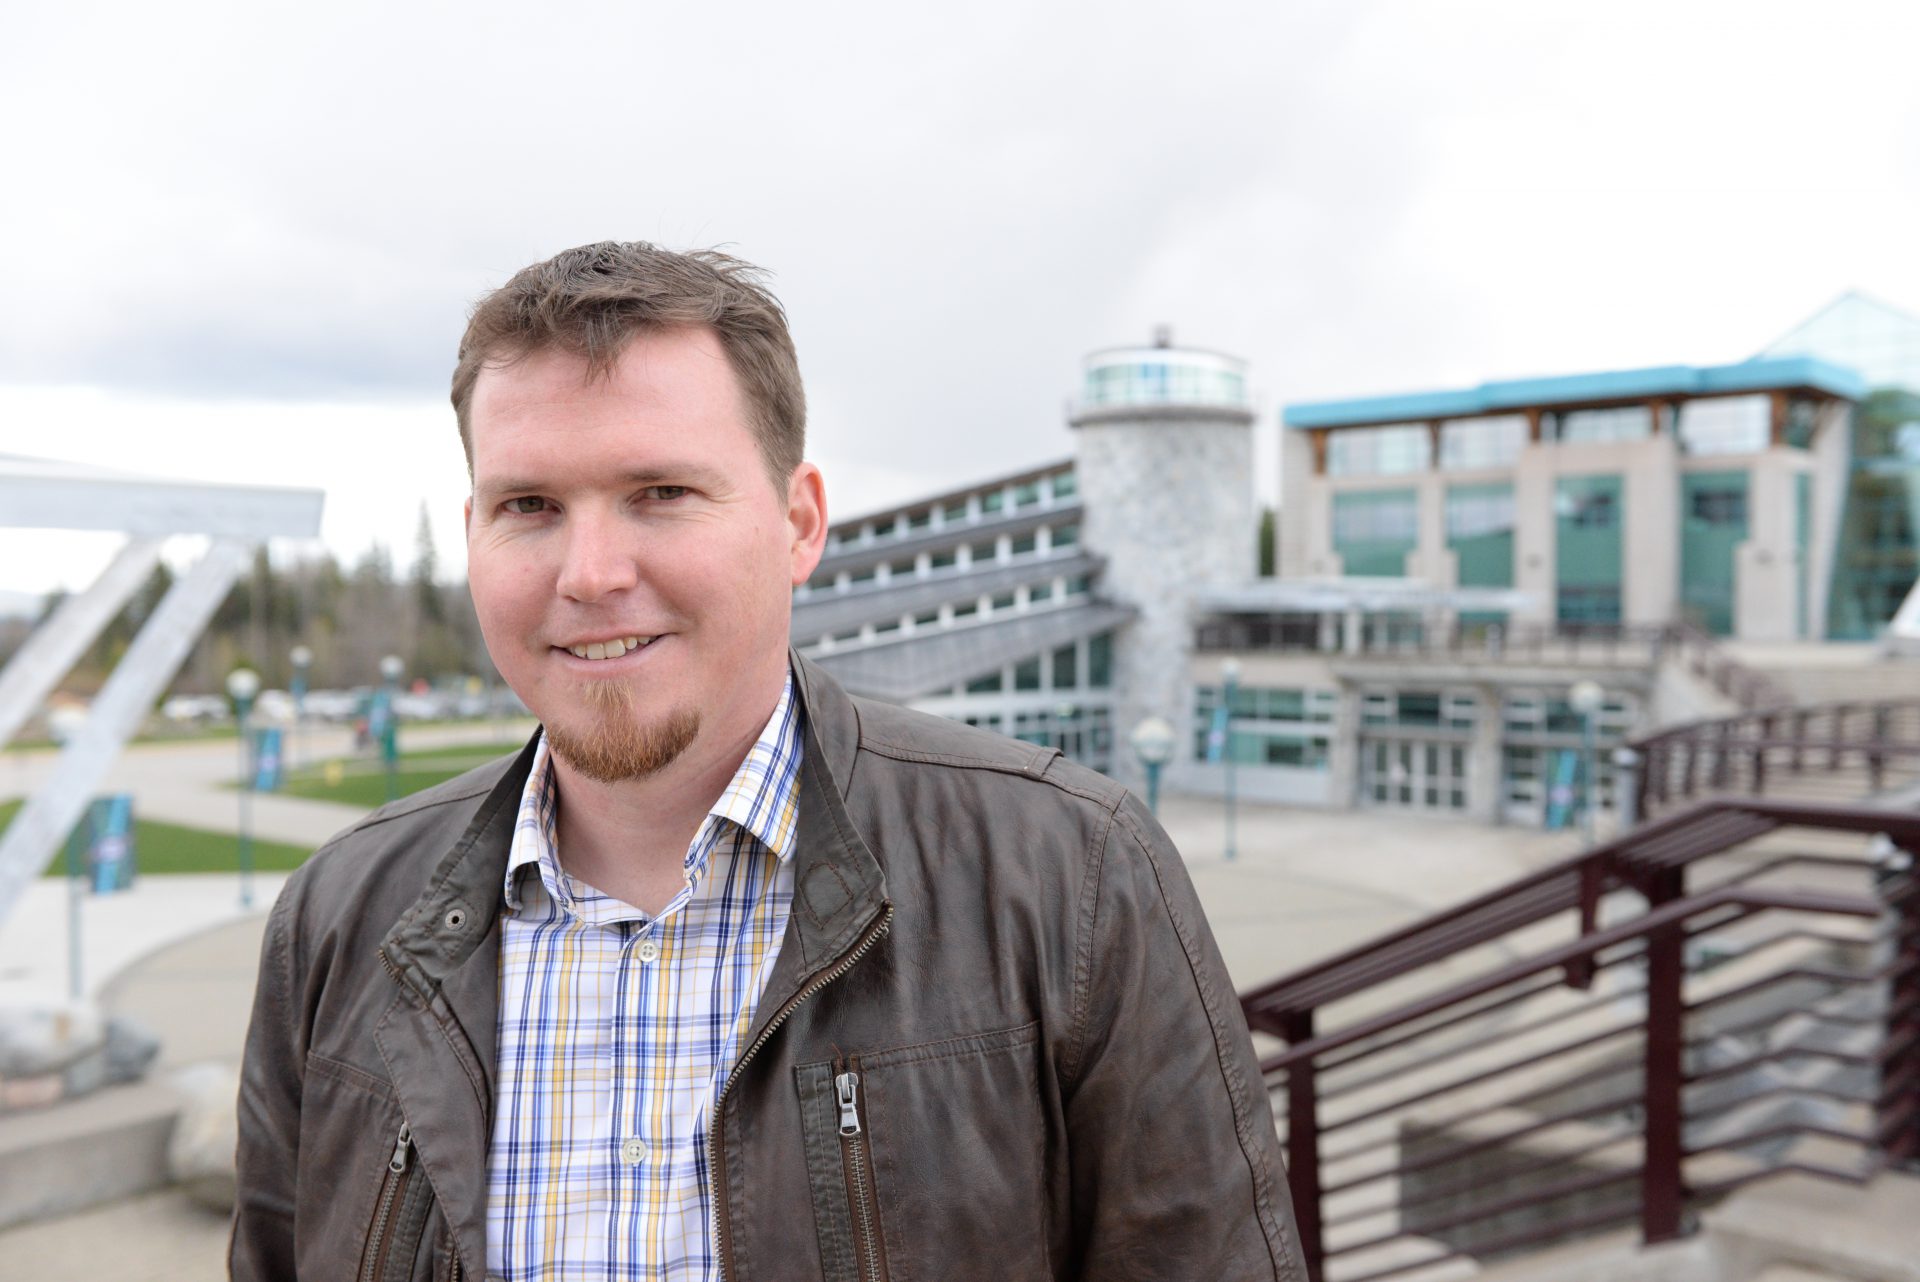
left=545, top=679, right=700, bottom=783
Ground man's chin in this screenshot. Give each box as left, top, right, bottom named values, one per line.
left=544, top=704, right=702, bottom=784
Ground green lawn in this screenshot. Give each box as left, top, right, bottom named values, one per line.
left=0, top=799, right=317, bottom=877
left=273, top=742, right=525, bottom=808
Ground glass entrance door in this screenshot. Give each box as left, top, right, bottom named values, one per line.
left=1361, top=738, right=1468, bottom=811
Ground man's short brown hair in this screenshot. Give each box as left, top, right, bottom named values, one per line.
left=451, top=241, right=806, bottom=486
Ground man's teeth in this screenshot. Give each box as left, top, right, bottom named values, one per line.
left=568, top=636, right=650, bottom=661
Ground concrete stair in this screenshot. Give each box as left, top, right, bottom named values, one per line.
left=1467, top=1168, right=1920, bottom=1282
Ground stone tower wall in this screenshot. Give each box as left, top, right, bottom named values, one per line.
left=1072, top=407, right=1256, bottom=787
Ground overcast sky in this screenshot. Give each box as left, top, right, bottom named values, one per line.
left=5, top=0, right=1919, bottom=598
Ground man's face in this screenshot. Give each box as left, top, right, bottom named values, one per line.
left=464, top=327, right=826, bottom=783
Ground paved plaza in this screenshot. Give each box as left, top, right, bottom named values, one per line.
left=0, top=730, right=1582, bottom=1278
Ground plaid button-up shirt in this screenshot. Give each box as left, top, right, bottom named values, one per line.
left=486, top=674, right=802, bottom=1281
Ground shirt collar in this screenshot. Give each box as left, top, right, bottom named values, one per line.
left=503, top=668, right=804, bottom=914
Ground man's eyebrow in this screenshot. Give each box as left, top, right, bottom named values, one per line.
left=473, top=466, right=729, bottom=500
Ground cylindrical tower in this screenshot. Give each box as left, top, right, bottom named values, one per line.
left=1070, top=329, right=1256, bottom=790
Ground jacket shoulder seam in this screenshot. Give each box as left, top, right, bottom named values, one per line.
left=857, top=737, right=1123, bottom=808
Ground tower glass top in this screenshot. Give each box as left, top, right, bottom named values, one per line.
left=1081, top=338, right=1248, bottom=410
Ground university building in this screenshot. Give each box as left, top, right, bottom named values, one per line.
left=794, top=298, right=1919, bottom=826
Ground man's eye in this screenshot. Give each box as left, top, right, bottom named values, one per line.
left=644, top=486, right=691, bottom=501
left=506, top=496, right=549, bottom=515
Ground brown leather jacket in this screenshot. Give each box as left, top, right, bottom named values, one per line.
left=232, top=655, right=1304, bottom=1280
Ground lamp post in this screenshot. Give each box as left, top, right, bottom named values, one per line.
left=289, top=645, right=313, bottom=771
left=1570, top=679, right=1605, bottom=847
left=1129, top=716, right=1176, bottom=815
left=378, top=654, right=404, bottom=803
left=227, top=667, right=261, bottom=908
left=1222, top=659, right=1241, bottom=862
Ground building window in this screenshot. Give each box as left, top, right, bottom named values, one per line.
left=1556, top=585, right=1622, bottom=623
left=1564, top=489, right=1618, bottom=529
left=1087, top=633, right=1113, bottom=687
left=1052, top=523, right=1080, bottom=548
left=970, top=540, right=998, bottom=565
left=850, top=565, right=877, bottom=585
left=1550, top=406, right=1653, bottom=445
left=952, top=600, right=978, bottom=620
left=914, top=610, right=940, bottom=628
left=929, top=549, right=957, bottom=570
left=1333, top=489, right=1419, bottom=577
left=1051, top=470, right=1077, bottom=500
left=1439, top=415, right=1527, bottom=470
left=1052, top=644, right=1078, bottom=689
left=1014, top=658, right=1042, bottom=691
left=1013, top=480, right=1043, bottom=508
left=965, top=671, right=1003, bottom=694
left=982, top=490, right=1005, bottom=514
left=907, top=509, right=933, bottom=532
left=1030, top=580, right=1054, bottom=603
left=1689, top=485, right=1747, bottom=526
left=1011, top=532, right=1038, bottom=556
left=942, top=499, right=969, bottom=523
left=1327, top=423, right=1432, bottom=477
left=1677, top=395, right=1770, bottom=456
left=992, top=591, right=1016, bottom=611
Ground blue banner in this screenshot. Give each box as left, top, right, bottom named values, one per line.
left=253, top=726, right=284, bottom=792
left=87, top=794, right=136, bottom=894
left=1205, top=703, right=1230, bottom=764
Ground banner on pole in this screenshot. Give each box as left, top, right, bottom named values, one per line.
left=253, top=726, right=284, bottom=792
left=86, top=794, right=136, bottom=894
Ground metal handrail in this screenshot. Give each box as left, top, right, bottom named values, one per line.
left=1241, top=800, right=1920, bottom=1282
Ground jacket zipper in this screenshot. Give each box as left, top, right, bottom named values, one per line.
left=360, top=1120, right=414, bottom=1282
left=835, top=1061, right=890, bottom=1282
left=708, top=903, right=893, bottom=1282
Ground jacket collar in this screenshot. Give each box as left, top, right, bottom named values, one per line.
left=379, top=649, right=886, bottom=1040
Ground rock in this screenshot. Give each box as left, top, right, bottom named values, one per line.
left=102, top=1016, right=160, bottom=1086
left=0, top=1003, right=105, bottom=1077
left=167, top=1061, right=239, bottom=1212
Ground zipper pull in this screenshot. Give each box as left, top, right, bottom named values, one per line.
left=389, top=1121, right=413, bottom=1173
left=834, top=1072, right=862, bottom=1136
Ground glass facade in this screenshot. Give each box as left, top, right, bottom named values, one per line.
left=1555, top=475, right=1623, bottom=624
left=1327, top=424, right=1431, bottom=477
left=1680, top=471, right=1749, bottom=635
left=1447, top=484, right=1515, bottom=623
left=1191, top=685, right=1336, bottom=768
left=1439, top=415, right=1528, bottom=470
left=1082, top=358, right=1247, bottom=409
left=1829, top=389, right=1920, bottom=637
left=1676, top=395, right=1771, bottom=456
left=1333, top=489, right=1419, bottom=576
left=1550, top=406, right=1653, bottom=445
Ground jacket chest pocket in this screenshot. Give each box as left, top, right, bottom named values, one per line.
left=795, top=1022, right=1048, bottom=1282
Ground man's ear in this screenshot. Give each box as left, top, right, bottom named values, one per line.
left=786, top=462, right=829, bottom=586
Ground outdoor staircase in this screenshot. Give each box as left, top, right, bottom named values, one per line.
left=1238, top=694, right=1920, bottom=1282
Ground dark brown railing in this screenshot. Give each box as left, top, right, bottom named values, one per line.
left=1632, top=701, right=1920, bottom=821
left=1195, top=619, right=1790, bottom=710
left=1239, top=800, right=1920, bottom=1282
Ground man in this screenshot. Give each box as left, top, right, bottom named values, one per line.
left=232, top=241, right=1304, bottom=1281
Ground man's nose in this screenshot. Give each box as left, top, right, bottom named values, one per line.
left=554, top=510, right=641, bottom=602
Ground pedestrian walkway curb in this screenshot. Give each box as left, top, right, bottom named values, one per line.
left=0, top=1079, right=184, bottom=1230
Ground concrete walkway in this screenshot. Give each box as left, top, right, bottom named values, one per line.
left=0, top=736, right=1582, bottom=1278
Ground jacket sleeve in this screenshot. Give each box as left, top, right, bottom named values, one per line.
left=229, top=884, right=306, bottom=1280
left=1063, top=789, right=1306, bottom=1281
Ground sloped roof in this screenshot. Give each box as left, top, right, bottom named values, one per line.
left=807, top=602, right=1135, bottom=703
left=792, top=552, right=1102, bottom=641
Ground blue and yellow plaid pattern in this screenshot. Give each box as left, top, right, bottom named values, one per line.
left=486, top=674, right=802, bottom=1280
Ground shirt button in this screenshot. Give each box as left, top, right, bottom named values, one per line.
left=636, top=939, right=660, bottom=963
left=620, top=1136, right=649, bottom=1165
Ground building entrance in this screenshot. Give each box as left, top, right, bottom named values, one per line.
left=1359, top=737, right=1469, bottom=811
